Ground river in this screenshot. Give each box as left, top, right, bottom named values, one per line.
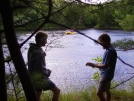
left=20, top=28, right=134, bottom=93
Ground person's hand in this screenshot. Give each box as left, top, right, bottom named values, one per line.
left=86, top=62, right=94, bottom=68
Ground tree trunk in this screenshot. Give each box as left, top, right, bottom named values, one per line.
left=0, top=0, right=37, bottom=101
left=0, top=32, right=7, bottom=101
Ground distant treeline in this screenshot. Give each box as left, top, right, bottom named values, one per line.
left=3, top=0, right=134, bottom=31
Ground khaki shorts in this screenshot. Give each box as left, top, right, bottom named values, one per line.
left=98, top=78, right=111, bottom=92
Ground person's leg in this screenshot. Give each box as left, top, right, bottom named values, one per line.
left=105, top=89, right=111, bottom=101
left=42, top=79, right=60, bottom=101
left=36, top=91, right=42, bottom=101
left=97, top=90, right=106, bottom=101
left=50, top=86, right=60, bottom=101
left=97, top=78, right=111, bottom=101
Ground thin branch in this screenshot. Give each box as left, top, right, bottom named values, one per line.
left=15, top=17, right=44, bottom=28
left=51, top=1, right=73, bottom=16
left=47, top=0, right=53, bottom=20
left=9, top=63, right=19, bottom=101
left=26, top=34, right=64, bottom=66
left=19, top=20, right=48, bottom=48
left=27, top=2, right=47, bottom=19
left=45, top=35, right=64, bottom=51
left=6, top=72, right=17, bottom=84
left=110, top=75, right=134, bottom=89
left=49, top=19, right=134, bottom=68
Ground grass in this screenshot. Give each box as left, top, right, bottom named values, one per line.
left=41, top=88, right=95, bottom=101
left=40, top=86, right=134, bottom=101
left=7, top=86, right=134, bottom=101
left=111, top=89, right=134, bottom=101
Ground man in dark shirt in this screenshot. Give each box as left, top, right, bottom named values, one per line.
left=27, top=31, right=60, bottom=101
left=86, top=34, right=117, bottom=101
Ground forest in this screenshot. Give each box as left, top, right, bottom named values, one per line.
left=1, top=0, right=134, bottom=31
left=1, top=0, right=134, bottom=101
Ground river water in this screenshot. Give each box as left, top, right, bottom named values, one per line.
left=20, top=28, right=134, bottom=93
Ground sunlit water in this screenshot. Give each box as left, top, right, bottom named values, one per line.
left=20, top=29, right=134, bottom=93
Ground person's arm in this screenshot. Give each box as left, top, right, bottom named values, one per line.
left=86, top=62, right=108, bottom=69
left=35, top=51, right=51, bottom=77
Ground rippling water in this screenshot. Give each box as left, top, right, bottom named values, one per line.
left=21, top=29, right=134, bottom=92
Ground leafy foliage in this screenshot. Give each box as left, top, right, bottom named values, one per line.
left=112, top=38, right=134, bottom=50
left=116, top=14, right=134, bottom=31
left=1, top=0, right=134, bottom=30
left=91, top=56, right=102, bottom=63
left=91, top=57, right=102, bottom=82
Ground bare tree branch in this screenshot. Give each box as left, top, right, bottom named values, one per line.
left=19, top=20, right=48, bottom=48
left=47, top=0, right=53, bottom=20
left=51, top=1, right=73, bottom=16
left=110, top=75, right=134, bottom=89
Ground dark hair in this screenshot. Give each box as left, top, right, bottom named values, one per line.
left=35, top=31, right=48, bottom=43
left=98, top=33, right=111, bottom=43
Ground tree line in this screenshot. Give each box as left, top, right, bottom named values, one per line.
left=1, top=0, right=133, bottom=31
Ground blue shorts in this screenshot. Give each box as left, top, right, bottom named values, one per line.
left=35, top=78, right=56, bottom=91
left=98, top=78, right=111, bottom=92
